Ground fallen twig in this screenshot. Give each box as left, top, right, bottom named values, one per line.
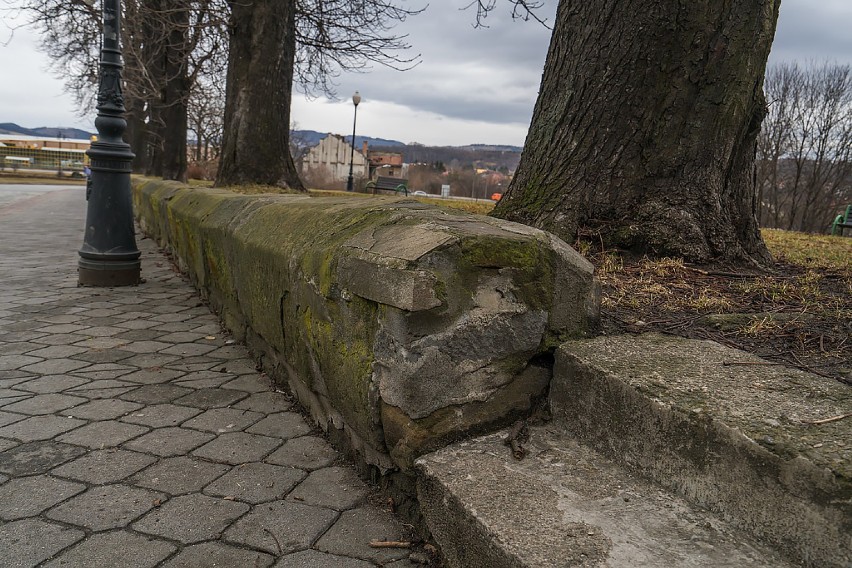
left=263, top=528, right=283, bottom=555
left=369, top=540, right=412, bottom=549
left=722, top=361, right=784, bottom=367
left=504, top=420, right=530, bottom=460
left=801, top=413, right=852, bottom=426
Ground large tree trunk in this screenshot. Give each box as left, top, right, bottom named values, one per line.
left=159, top=1, right=190, bottom=182
left=493, top=0, right=778, bottom=267
left=216, top=0, right=304, bottom=189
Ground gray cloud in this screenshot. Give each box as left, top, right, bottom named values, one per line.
left=302, top=2, right=556, bottom=126
left=2, top=0, right=850, bottom=144
left=770, top=0, right=852, bottom=65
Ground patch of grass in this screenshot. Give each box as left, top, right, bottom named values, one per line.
left=415, top=198, right=495, bottom=215
left=187, top=179, right=213, bottom=188
left=762, top=228, right=852, bottom=271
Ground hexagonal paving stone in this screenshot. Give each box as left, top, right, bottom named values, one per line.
left=14, top=374, right=90, bottom=393
left=56, top=420, right=148, bottom=448
left=133, top=493, right=249, bottom=544
left=315, top=507, right=412, bottom=564
left=51, top=449, right=157, bottom=485
left=0, top=441, right=86, bottom=476
left=159, top=343, right=219, bottom=357
left=246, top=412, right=312, bottom=440
left=120, top=404, right=202, bottom=428
left=192, top=432, right=282, bottom=465
left=119, top=384, right=193, bottom=405
left=24, top=344, right=88, bottom=359
left=274, top=550, right=374, bottom=568
left=0, top=410, right=27, bottom=427
left=221, top=374, right=273, bottom=393
left=46, top=484, right=165, bottom=531
left=232, top=392, right=292, bottom=414
left=288, top=467, right=369, bottom=511
left=20, top=358, right=90, bottom=375
left=173, top=388, right=248, bottom=409
left=120, top=367, right=185, bottom=385
left=204, top=462, right=306, bottom=504
left=224, top=500, right=338, bottom=555
left=0, top=354, right=43, bottom=371
left=0, top=414, right=86, bottom=442
left=160, top=541, right=274, bottom=568
left=124, top=427, right=215, bottom=457
left=0, top=475, right=86, bottom=520
left=0, top=519, right=84, bottom=567
left=266, top=436, right=339, bottom=471
left=41, top=530, right=177, bottom=568
left=65, top=399, right=143, bottom=421
left=1, top=393, right=87, bottom=416
left=68, top=363, right=134, bottom=380
left=131, top=456, right=230, bottom=495
left=182, top=407, right=264, bottom=433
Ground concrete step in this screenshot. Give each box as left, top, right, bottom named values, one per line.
left=416, top=426, right=795, bottom=567
left=553, top=333, right=851, bottom=567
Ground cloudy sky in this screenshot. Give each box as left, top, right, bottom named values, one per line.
left=1, top=0, right=850, bottom=146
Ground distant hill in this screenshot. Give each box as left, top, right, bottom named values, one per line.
left=293, top=129, right=404, bottom=148
left=370, top=143, right=522, bottom=172
left=0, top=122, right=93, bottom=140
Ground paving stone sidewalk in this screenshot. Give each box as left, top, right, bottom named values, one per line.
left=0, top=187, right=418, bottom=568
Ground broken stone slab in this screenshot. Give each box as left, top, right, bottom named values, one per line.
left=416, top=427, right=796, bottom=568
left=554, top=333, right=851, bottom=568
left=133, top=179, right=599, bottom=471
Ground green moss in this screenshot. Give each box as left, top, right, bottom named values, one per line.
left=459, top=235, right=555, bottom=311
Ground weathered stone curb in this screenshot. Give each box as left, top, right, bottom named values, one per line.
left=554, top=333, right=851, bottom=567
left=415, top=427, right=796, bottom=568
left=132, top=178, right=599, bottom=471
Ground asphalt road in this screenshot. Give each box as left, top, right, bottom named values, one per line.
left=0, top=184, right=84, bottom=210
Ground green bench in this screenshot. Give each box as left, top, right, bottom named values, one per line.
left=366, top=175, right=408, bottom=196
left=830, top=205, right=852, bottom=236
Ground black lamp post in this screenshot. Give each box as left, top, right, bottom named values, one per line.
left=345, top=91, right=361, bottom=192
left=78, top=0, right=141, bottom=287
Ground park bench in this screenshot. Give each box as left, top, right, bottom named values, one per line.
left=366, top=175, right=408, bottom=196
left=830, top=204, right=852, bottom=236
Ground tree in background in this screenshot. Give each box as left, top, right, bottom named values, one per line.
left=215, top=0, right=302, bottom=187
left=11, top=0, right=225, bottom=181
left=491, top=0, right=779, bottom=268
left=758, top=62, right=852, bottom=233
left=11, top=0, right=421, bottom=188
left=216, top=0, right=422, bottom=188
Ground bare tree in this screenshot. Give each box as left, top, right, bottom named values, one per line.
left=217, top=0, right=424, bottom=188
left=758, top=62, right=852, bottom=232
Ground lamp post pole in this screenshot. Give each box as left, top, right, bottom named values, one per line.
left=346, top=91, right=361, bottom=192
left=78, top=0, right=141, bottom=286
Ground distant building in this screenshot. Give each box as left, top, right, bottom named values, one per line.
left=301, top=134, right=369, bottom=181
left=0, top=134, right=91, bottom=151
left=0, top=134, right=90, bottom=171
left=368, top=149, right=405, bottom=179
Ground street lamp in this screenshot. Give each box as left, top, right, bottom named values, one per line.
left=78, top=0, right=141, bottom=286
left=346, top=91, right=361, bottom=192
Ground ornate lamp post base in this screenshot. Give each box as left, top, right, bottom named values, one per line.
left=78, top=0, right=141, bottom=287
left=78, top=257, right=141, bottom=286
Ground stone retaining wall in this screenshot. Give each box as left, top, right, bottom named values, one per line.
left=133, top=178, right=599, bottom=470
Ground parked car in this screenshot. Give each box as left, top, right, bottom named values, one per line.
left=413, top=190, right=428, bottom=196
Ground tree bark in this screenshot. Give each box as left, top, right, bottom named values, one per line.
left=492, top=0, right=778, bottom=267
left=216, top=0, right=304, bottom=189
left=159, top=1, right=190, bottom=182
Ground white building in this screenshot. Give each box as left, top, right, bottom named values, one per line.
left=301, top=134, right=368, bottom=181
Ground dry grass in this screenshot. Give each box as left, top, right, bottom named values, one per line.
left=589, top=229, right=851, bottom=384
